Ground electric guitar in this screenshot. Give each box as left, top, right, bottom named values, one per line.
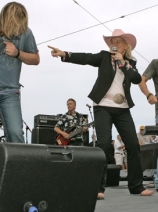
left=56, top=121, right=94, bottom=146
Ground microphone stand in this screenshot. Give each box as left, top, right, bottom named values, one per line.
left=87, top=106, right=96, bottom=147
left=19, top=84, right=31, bottom=144
left=23, top=120, right=32, bottom=144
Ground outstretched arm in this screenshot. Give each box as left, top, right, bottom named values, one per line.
left=48, top=46, right=66, bottom=58
left=48, top=45, right=104, bottom=67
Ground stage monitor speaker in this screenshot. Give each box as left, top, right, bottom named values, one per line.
left=31, top=127, right=57, bottom=145
left=0, top=143, right=105, bottom=212
left=140, top=143, right=158, bottom=172
left=144, top=125, right=158, bottom=135
left=106, top=164, right=121, bottom=186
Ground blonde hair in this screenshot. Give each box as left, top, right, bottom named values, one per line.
left=124, top=44, right=136, bottom=60
left=0, top=2, right=28, bottom=38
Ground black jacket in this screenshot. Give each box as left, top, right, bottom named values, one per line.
left=62, top=50, right=141, bottom=108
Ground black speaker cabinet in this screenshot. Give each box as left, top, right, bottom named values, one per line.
left=106, top=164, right=121, bottom=187
left=31, top=127, right=57, bottom=145
left=34, top=114, right=58, bottom=128
left=144, top=125, right=158, bottom=135
left=32, top=127, right=90, bottom=146
left=83, top=131, right=89, bottom=146
left=0, top=143, right=105, bottom=212
left=140, top=143, right=158, bottom=171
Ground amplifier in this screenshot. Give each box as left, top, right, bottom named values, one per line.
left=31, top=127, right=57, bottom=145
left=106, top=164, right=121, bottom=186
left=34, top=114, right=89, bottom=128
left=144, top=125, right=158, bottom=135
left=34, top=114, right=62, bottom=128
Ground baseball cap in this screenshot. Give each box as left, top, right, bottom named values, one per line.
left=140, top=126, right=145, bottom=130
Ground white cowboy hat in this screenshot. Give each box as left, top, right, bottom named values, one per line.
left=103, top=29, right=137, bottom=50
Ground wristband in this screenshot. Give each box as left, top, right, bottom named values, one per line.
left=15, top=48, right=20, bottom=58
left=147, top=93, right=153, bottom=100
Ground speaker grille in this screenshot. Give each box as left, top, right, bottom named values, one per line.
left=31, top=127, right=57, bottom=145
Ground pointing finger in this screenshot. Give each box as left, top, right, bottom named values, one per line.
left=47, top=45, right=55, bottom=50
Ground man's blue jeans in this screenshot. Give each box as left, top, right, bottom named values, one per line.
left=0, top=93, right=24, bottom=143
left=154, top=157, right=158, bottom=189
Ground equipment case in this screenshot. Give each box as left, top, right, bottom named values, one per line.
left=0, top=143, right=105, bottom=212
left=106, top=164, right=121, bottom=186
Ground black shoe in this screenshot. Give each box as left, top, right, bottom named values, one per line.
left=156, top=189, right=158, bottom=192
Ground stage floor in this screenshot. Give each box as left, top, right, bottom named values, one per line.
left=95, top=181, right=157, bottom=212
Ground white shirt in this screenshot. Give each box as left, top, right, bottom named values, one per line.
left=93, top=66, right=129, bottom=108
left=114, top=139, right=124, bottom=154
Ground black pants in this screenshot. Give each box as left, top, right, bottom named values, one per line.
left=93, top=106, right=145, bottom=194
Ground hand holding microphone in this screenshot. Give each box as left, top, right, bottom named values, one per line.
left=111, top=47, right=125, bottom=68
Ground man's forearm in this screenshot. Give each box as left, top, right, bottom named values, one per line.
left=139, top=76, right=150, bottom=97
left=54, top=127, right=64, bottom=135
left=18, top=51, right=40, bottom=65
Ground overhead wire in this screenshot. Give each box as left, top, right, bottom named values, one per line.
left=37, top=1, right=158, bottom=63
left=72, top=0, right=112, bottom=32
left=37, top=3, right=158, bottom=45
left=72, top=0, right=158, bottom=63
left=37, top=18, right=121, bottom=45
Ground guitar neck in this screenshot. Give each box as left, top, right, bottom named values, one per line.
left=69, top=122, right=94, bottom=139
left=69, top=127, right=82, bottom=138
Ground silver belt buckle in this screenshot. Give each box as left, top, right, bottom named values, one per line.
left=113, top=94, right=126, bottom=104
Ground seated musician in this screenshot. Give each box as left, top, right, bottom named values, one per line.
left=54, top=98, right=88, bottom=146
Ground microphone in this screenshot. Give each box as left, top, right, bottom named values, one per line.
left=86, top=104, right=91, bottom=108
left=112, top=46, right=123, bottom=68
